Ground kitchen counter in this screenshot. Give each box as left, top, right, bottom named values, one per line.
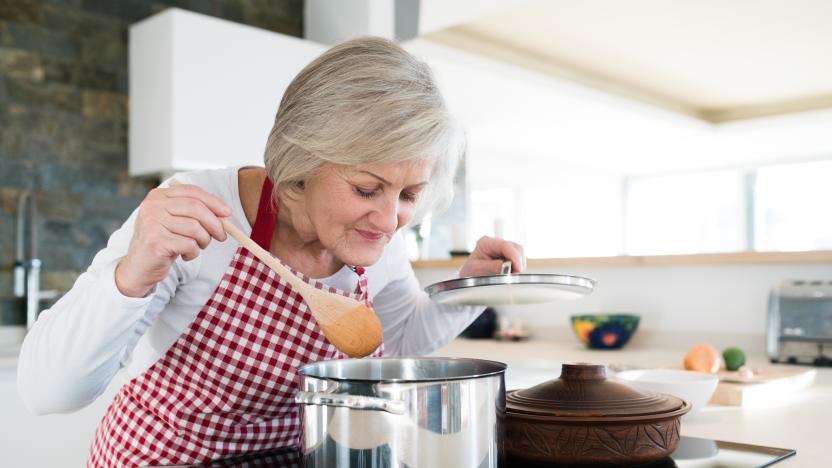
left=2, top=338, right=825, bottom=466
left=430, top=338, right=829, bottom=467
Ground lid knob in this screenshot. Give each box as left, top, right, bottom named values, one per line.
left=560, top=363, right=606, bottom=381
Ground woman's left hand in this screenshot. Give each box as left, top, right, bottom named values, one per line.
left=459, top=236, right=526, bottom=277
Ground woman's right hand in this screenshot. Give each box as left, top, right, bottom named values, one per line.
left=115, top=183, right=232, bottom=298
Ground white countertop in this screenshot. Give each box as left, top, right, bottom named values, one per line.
left=430, top=338, right=830, bottom=467
left=3, top=338, right=825, bottom=466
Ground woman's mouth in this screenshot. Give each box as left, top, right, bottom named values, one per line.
left=356, top=229, right=385, bottom=242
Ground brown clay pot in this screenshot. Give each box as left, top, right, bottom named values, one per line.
left=506, top=363, right=691, bottom=466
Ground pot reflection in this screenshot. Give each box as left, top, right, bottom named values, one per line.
left=296, top=357, right=507, bottom=468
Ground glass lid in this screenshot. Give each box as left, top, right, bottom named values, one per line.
left=425, top=261, right=595, bottom=306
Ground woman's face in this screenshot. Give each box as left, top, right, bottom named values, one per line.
left=303, top=160, right=432, bottom=266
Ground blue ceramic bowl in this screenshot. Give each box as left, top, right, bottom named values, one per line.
left=570, top=314, right=640, bottom=349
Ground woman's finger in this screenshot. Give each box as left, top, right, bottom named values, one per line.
left=459, top=258, right=506, bottom=277
left=164, top=182, right=233, bottom=217
left=168, top=233, right=201, bottom=261
left=509, top=241, right=527, bottom=271
left=165, top=197, right=228, bottom=242
left=161, top=215, right=213, bottom=249
left=472, top=236, right=526, bottom=273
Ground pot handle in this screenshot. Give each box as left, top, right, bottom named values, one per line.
left=295, top=391, right=407, bottom=415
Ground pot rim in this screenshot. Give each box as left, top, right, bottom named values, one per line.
left=298, top=357, right=507, bottom=383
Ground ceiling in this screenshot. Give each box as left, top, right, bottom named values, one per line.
left=424, top=0, right=832, bottom=122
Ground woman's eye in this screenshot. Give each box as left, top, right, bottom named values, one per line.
left=355, top=187, right=377, bottom=199
left=400, top=191, right=418, bottom=203
left=355, top=185, right=419, bottom=202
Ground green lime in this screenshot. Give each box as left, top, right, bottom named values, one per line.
left=723, top=347, right=746, bottom=371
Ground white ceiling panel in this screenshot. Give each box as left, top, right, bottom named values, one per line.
left=427, top=0, right=832, bottom=121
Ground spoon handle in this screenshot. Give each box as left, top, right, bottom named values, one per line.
left=167, top=179, right=306, bottom=292
left=219, top=217, right=307, bottom=293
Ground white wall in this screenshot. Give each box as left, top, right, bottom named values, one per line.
left=415, top=262, right=832, bottom=352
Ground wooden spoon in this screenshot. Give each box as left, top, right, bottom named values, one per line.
left=170, top=180, right=383, bottom=357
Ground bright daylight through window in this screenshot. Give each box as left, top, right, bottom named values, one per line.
left=754, top=160, right=832, bottom=252
left=620, top=159, right=832, bottom=256
left=467, top=158, right=832, bottom=258
left=625, top=170, right=746, bottom=255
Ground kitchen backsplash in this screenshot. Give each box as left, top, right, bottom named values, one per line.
left=0, top=0, right=303, bottom=325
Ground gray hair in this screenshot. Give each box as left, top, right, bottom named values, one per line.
left=263, top=36, right=464, bottom=224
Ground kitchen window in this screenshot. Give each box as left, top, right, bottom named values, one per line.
left=463, top=158, right=832, bottom=259
left=518, top=180, right=622, bottom=258
left=467, top=169, right=622, bottom=258
left=754, top=160, right=832, bottom=252
left=624, top=170, right=747, bottom=255
left=624, top=159, right=832, bottom=255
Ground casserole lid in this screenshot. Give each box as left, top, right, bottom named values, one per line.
left=506, top=363, right=689, bottom=421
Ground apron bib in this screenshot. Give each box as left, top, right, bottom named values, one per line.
left=88, top=177, right=382, bottom=467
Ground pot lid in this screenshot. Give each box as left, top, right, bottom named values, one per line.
left=507, top=363, right=687, bottom=420
left=424, top=261, right=595, bottom=306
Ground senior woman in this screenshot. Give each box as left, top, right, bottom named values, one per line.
left=17, top=37, right=524, bottom=467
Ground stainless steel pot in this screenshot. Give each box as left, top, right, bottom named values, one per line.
left=295, top=357, right=507, bottom=468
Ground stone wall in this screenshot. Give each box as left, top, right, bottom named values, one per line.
left=0, top=0, right=302, bottom=325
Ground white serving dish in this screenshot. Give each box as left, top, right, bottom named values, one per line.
left=615, top=369, right=719, bottom=417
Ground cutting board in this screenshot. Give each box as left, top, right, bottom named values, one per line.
left=708, top=367, right=817, bottom=406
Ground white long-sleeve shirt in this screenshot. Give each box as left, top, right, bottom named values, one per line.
left=17, top=166, right=482, bottom=415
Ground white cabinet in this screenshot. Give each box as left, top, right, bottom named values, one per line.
left=0, top=364, right=121, bottom=468
left=129, top=9, right=325, bottom=176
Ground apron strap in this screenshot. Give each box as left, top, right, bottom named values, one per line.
left=250, top=176, right=277, bottom=251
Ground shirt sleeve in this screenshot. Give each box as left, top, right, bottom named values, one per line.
left=373, top=233, right=484, bottom=357
left=16, top=178, right=196, bottom=415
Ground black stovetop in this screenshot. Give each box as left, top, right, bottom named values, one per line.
left=163, top=436, right=795, bottom=468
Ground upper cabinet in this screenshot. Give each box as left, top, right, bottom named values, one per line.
left=128, top=9, right=324, bottom=176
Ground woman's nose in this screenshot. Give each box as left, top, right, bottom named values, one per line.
left=370, top=197, right=399, bottom=234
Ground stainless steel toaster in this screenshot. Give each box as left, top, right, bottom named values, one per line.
left=767, top=279, right=832, bottom=366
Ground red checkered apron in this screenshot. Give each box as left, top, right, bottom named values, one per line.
left=88, top=178, right=383, bottom=467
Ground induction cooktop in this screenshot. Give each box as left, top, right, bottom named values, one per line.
left=153, top=435, right=796, bottom=467
left=512, top=436, right=796, bottom=468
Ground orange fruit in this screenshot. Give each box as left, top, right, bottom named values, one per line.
left=683, top=344, right=721, bottom=373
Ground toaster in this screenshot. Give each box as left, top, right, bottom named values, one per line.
left=767, top=279, right=832, bottom=366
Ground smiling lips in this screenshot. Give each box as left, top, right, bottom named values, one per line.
left=356, top=229, right=385, bottom=242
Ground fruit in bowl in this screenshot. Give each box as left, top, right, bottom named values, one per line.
left=570, top=314, right=640, bottom=349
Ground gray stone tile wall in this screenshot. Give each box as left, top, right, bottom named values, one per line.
left=0, top=0, right=302, bottom=325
